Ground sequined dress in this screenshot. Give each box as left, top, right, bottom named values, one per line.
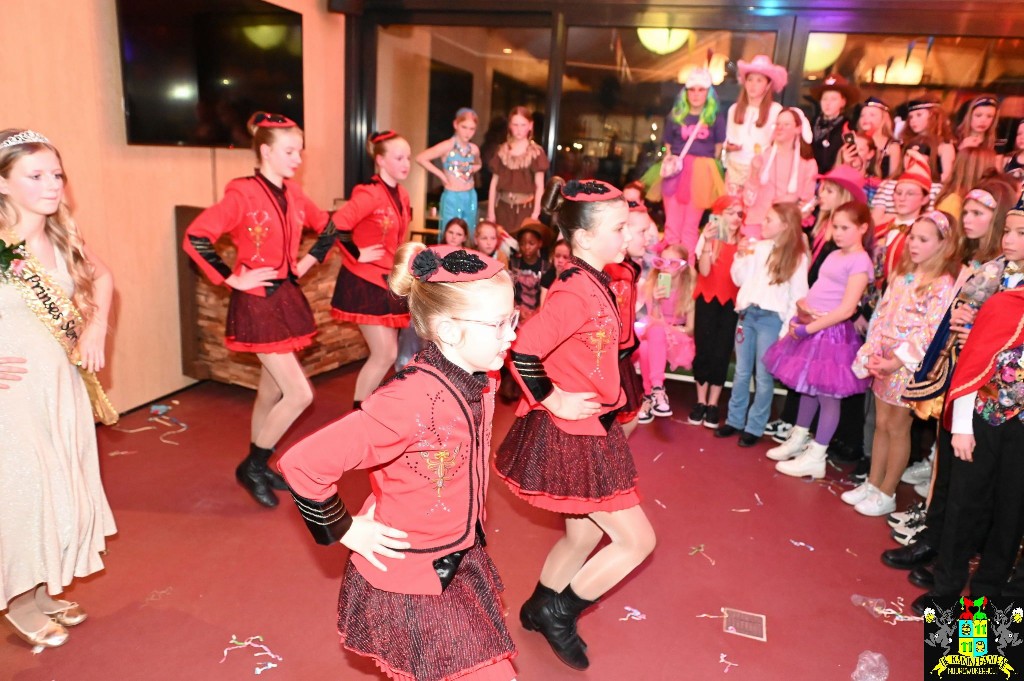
left=0, top=249, right=116, bottom=609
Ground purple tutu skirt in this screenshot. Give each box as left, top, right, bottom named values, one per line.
left=763, top=320, right=870, bottom=398
left=338, top=544, right=517, bottom=681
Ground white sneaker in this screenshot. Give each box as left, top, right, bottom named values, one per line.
left=637, top=396, right=654, bottom=424
left=914, top=481, right=930, bottom=498
left=651, top=386, right=672, bottom=417
left=854, top=489, right=897, bottom=517
left=892, top=518, right=927, bottom=546
left=841, top=482, right=878, bottom=506
left=900, top=459, right=932, bottom=486
left=775, top=441, right=828, bottom=479
left=766, top=426, right=811, bottom=461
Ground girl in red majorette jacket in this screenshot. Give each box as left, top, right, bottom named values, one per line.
left=603, top=199, right=650, bottom=436
left=280, top=244, right=518, bottom=681
left=495, top=178, right=655, bottom=672
left=331, top=131, right=414, bottom=410
left=183, top=112, right=335, bottom=509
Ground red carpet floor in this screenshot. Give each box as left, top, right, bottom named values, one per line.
left=2, top=364, right=924, bottom=680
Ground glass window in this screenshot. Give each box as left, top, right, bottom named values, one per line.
left=376, top=25, right=550, bottom=235
left=800, top=32, right=1024, bottom=150
left=553, top=26, right=777, bottom=187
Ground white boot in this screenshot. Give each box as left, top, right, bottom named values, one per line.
left=765, top=426, right=811, bottom=461
left=775, top=441, right=828, bottom=479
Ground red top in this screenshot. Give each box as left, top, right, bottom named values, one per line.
left=509, top=257, right=625, bottom=436
left=278, top=344, right=496, bottom=595
left=874, top=219, right=911, bottom=285
left=605, top=258, right=641, bottom=353
left=182, top=175, right=331, bottom=297
left=694, top=240, right=740, bottom=304
left=334, top=176, right=411, bottom=288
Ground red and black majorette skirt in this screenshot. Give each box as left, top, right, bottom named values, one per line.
left=338, top=544, right=517, bottom=681
left=225, top=279, right=316, bottom=354
left=331, top=268, right=411, bottom=328
left=495, top=410, right=640, bottom=514
left=616, top=353, right=644, bottom=424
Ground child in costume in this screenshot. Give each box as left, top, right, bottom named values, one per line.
left=539, top=239, right=572, bottom=307
left=487, top=107, right=549, bottom=231
left=416, top=107, right=482, bottom=241
left=956, top=95, right=999, bottom=152
left=763, top=200, right=874, bottom=478
left=607, top=200, right=651, bottom=435
left=507, top=218, right=553, bottom=325
left=659, top=68, right=726, bottom=253
left=279, top=243, right=518, bottom=681
left=0, top=129, right=117, bottom=648
left=689, top=195, right=744, bottom=428
left=636, top=243, right=695, bottom=423
left=723, top=55, right=785, bottom=195
left=183, top=112, right=336, bottom=508
left=847, top=211, right=960, bottom=516
left=331, top=130, right=413, bottom=410
left=496, top=178, right=655, bottom=671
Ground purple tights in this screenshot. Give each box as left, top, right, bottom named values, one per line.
left=796, top=394, right=841, bottom=446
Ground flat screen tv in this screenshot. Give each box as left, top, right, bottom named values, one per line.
left=116, top=0, right=303, bottom=147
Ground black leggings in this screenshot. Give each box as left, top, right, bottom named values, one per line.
left=692, top=296, right=738, bottom=386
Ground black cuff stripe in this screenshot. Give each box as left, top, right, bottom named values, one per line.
left=290, top=491, right=353, bottom=546
left=187, top=235, right=232, bottom=279
left=511, top=351, right=554, bottom=402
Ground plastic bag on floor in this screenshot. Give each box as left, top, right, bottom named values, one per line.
left=850, top=650, right=889, bottom=681
left=395, top=324, right=423, bottom=370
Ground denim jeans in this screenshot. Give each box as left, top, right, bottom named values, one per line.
left=726, top=306, right=782, bottom=436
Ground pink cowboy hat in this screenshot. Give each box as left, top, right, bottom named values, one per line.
left=817, top=164, right=868, bottom=205
left=737, top=55, right=788, bottom=92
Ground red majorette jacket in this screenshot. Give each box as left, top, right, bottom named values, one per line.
left=182, top=174, right=334, bottom=297
left=605, top=258, right=641, bottom=356
left=509, top=256, right=626, bottom=436
left=278, top=343, right=496, bottom=595
left=334, top=176, right=411, bottom=289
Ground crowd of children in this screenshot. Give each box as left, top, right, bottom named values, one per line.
left=11, top=54, right=1023, bottom=676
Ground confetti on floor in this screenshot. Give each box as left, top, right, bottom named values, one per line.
left=789, top=539, right=815, bottom=552
left=220, top=634, right=283, bottom=674
left=620, top=606, right=646, bottom=621
left=652, top=451, right=663, bottom=463
left=719, top=652, right=739, bottom=672
left=689, top=544, right=716, bottom=566
left=654, top=499, right=667, bottom=509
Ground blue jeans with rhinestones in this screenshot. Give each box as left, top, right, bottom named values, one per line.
left=726, top=306, right=782, bottom=436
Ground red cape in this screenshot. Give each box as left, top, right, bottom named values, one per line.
left=943, top=288, right=1024, bottom=430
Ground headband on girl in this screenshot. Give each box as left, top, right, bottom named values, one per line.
left=410, top=246, right=504, bottom=283
left=971, top=97, right=998, bottom=109
left=0, top=130, right=50, bottom=150
left=919, top=211, right=951, bottom=238
left=561, top=179, right=622, bottom=201
left=908, top=100, right=940, bottom=113
left=370, top=130, right=398, bottom=144
left=627, top=200, right=648, bottom=213
left=455, top=107, right=477, bottom=119
left=964, top=189, right=997, bottom=211
left=253, top=112, right=296, bottom=128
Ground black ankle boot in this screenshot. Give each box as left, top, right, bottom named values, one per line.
left=521, top=583, right=588, bottom=650
left=250, top=444, right=288, bottom=491
left=236, top=445, right=279, bottom=507
left=524, top=585, right=595, bottom=670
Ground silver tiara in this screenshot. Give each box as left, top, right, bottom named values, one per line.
left=0, top=130, right=51, bottom=150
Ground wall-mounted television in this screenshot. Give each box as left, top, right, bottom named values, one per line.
left=116, top=0, right=303, bottom=147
